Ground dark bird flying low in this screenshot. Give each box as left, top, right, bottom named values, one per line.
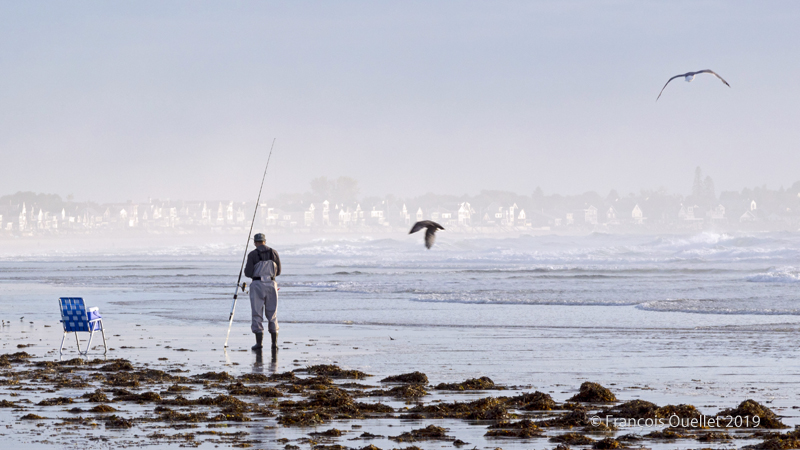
left=409, top=220, right=445, bottom=249
left=656, top=70, right=731, bottom=101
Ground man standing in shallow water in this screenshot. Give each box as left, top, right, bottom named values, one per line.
left=244, top=233, right=282, bottom=351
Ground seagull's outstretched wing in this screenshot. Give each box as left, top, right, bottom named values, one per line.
left=656, top=73, right=687, bottom=101
left=424, top=227, right=437, bottom=249
left=694, top=70, right=731, bottom=87
left=409, top=221, right=429, bottom=234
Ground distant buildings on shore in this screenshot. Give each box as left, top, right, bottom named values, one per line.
left=2, top=191, right=798, bottom=237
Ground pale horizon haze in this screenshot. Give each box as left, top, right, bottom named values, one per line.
left=1, top=1, right=799, bottom=203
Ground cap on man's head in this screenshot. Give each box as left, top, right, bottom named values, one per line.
left=253, top=233, right=266, bottom=242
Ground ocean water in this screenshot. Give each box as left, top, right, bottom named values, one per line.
left=2, top=231, right=799, bottom=328
left=4, top=231, right=800, bottom=347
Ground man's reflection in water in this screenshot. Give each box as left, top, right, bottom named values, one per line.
left=252, top=349, right=279, bottom=373
left=253, top=350, right=264, bottom=372
left=270, top=348, right=278, bottom=373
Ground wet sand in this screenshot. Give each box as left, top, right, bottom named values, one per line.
left=2, top=318, right=800, bottom=450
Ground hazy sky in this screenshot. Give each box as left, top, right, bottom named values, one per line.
left=1, top=1, right=799, bottom=203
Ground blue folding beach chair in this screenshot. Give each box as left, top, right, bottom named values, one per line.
left=58, top=297, right=107, bottom=355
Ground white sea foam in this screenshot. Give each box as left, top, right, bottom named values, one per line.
left=748, top=266, right=800, bottom=283
left=637, top=298, right=800, bottom=315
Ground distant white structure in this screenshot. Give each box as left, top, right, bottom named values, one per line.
left=322, top=201, right=330, bottom=226
left=708, top=204, right=725, bottom=220
left=584, top=205, right=597, bottom=225
left=632, top=204, right=644, bottom=225
left=356, top=204, right=364, bottom=224
left=338, top=207, right=351, bottom=226
left=369, top=206, right=385, bottom=225
left=740, top=210, right=758, bottom=222
left=216, top=203, right=225, bottom=226
left=19, top=203, right=27, bottom=231
left=606, top=206, right=618, bottom=224
left=305, top=204, right=316, bottom=226
left=508, top=203, right=518, bottom=226
left=458, top=202, right=472, bottom=226
left=517, top=209, right=529, bottom=226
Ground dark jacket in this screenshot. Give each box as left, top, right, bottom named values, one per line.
left=244, top=244, right=281, bottom=279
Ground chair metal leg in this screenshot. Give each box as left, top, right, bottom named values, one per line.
left=85, top=330, right=95, bottom=355
left=59, top=332, right=67, bottom=355
left=74, top=332, right=82, bottom=355
left=99, top=320, right=107, bottom=354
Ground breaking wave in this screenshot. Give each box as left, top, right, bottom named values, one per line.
left=747, top=267, right=800, bottom=283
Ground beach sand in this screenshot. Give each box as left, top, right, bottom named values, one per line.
left=2, top=316, right=799, bottom=450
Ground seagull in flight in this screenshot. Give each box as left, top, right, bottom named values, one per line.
left=656, top=70, right=730, bottom=101
left=409, top=220, right=445, bottom=249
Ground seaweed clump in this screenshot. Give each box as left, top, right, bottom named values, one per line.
left=593, top=437, right=624, bottom=449
left=277, top=387, right=392, bottom=425
left=310, top=428, right=344, bottom=437
left=156, top=407, right=209, bottom=423
left=435, top=376, right=498, bottom=391
left=193, top=371, right=235, bottom=382
left=37, top=397, right=73, bottom=406
left=277, top=411, right=332, bottom=427
left=486, top=419, right=544, bottom=438
left=746, top=430, right=800, bottom=449
left=269, top=372, right=299, bottom=382
left=656, top=404, right=702, bottom=422
left=567, top=382, right=617, bottom=403
left=506, top=391, right=557, bottom=410
left=367, top=384, right=427, bottom=399
left=238, top=373, right=270, bottom=382
left=550, top=432, right=595, bottom=445
left=538, top=408, right=592, bottom=428
left=381, top=372, right=428, bottom=385
left=0, top=352, right=33, bottom=366
left=296, top=364, right=370, bottom=380
left=389, top=425, right=453, bottom=442
left=90, top=404, right=118, bottom=413
left=644, top=428, right=696, bottom=440
left=602, top=400, right=658, bottom=419
left=82, top=390, right=110, bottom=403
left=113, top=391, right=162, bottom=403
left=718, top=399, right=788, bottom=429
left=227, top=382, right=283, bottom=398
left=600, top=400, right=701, bottom=423
left=105, top=415, right=134, bottom=428
left=100, top=360, right=134, bottom=372
left=407, top=397, right=507, bottom=421
left=697, top=431, right=732, bottom=441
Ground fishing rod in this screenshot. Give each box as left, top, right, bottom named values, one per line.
left=224, top=138, right=277, bottom=348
